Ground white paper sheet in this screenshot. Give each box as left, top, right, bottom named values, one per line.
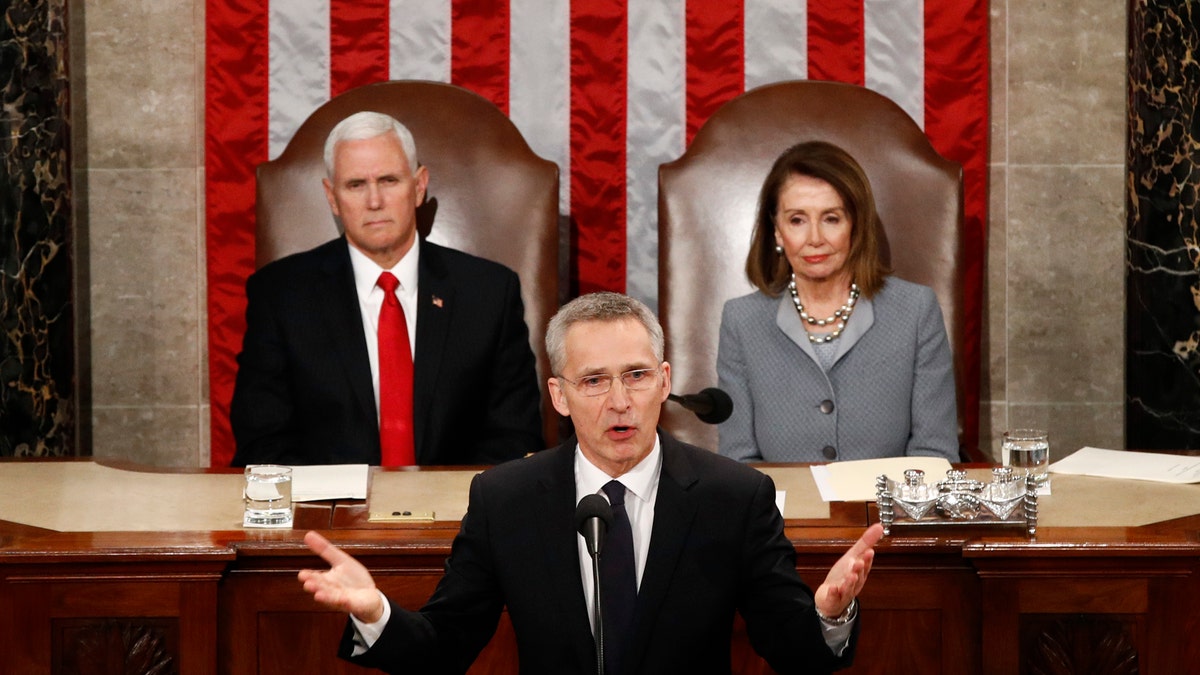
left=1049, top=447, right=1200, bottom=484
left=810, top=456, right=955, bottom=501
left=289, top=464, right=370, bottom=501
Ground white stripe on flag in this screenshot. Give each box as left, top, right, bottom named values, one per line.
left=864, top=0, right=924, bottom=128
left=269, top=0, right=330, bottom=159
left=626, top=0, right=686, bottom=310
left=744, top=0, right=809, bottom=88
left=389, top=0, right=450, bottom=82
left=510, top=0, right=572, bottom=215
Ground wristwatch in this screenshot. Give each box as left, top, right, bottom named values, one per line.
left=816, top=598, right=857, bottom=626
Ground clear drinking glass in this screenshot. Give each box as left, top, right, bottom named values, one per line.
left=1001, top=429, right=1050, bottom=489
left=243, top=464, right=293, bottom=528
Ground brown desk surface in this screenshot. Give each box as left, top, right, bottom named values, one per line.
left=0, top=461, right=846, bottom=533
left=1, top=459, right=1199, bottom=535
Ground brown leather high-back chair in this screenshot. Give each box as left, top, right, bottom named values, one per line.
left=659, top=80, right=977, bottom=459
left=256, top=80, right=561, bottom=447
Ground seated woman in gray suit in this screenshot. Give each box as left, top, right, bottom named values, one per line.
left=718, top=141, right=959, bottom=463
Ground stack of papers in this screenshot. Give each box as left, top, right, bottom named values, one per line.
left=289, top=464, right=370, bottom=501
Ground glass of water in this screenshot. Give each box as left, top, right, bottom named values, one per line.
left=1001, top=429, right=1050, bottom=489
left=243, top=464, right=293, bottom=528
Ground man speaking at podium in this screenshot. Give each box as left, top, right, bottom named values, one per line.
left=300, top=292, right=883, bottom=674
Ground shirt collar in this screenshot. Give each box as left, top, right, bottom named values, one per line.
left=574, top=434, right=662, bottom=506
left=347, top=236, right=421, bottom=299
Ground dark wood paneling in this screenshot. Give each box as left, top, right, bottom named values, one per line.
left=3, top=491, right=1199, bottom=674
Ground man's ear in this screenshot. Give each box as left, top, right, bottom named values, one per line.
left=414, top=165, right=430, bottom=204
left=549, top=377, right=571, bottom=418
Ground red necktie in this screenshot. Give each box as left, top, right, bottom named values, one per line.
left=376, top=272, right=415, bottom=466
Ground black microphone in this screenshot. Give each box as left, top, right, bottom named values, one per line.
left=668, top=387, right=734, bottom=424
left=575, top=494, right=612, bottom=557
left=575, top=495, right=613, bottom=675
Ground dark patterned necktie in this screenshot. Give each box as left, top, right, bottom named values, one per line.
left=601, top=480, right=637, bottom=675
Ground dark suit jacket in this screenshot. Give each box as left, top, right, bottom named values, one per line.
left=230, top=237, right=543, bottom=466
left=340, top=432, right=859, bottom=674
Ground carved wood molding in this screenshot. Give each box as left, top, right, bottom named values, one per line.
left=52, top=618, right=178, bottom=675
left=1023, top=614, right=1138, bottom=675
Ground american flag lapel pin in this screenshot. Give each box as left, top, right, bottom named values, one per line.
left=431, top=295, right=444, bottom=308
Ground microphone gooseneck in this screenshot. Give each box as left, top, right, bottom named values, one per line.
left=668, top=387, right=735, bottom=424
left=576, top=495, right=613, bottom=675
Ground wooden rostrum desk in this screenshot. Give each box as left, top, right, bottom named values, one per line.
left=0, top=460, right=1197, bottom=674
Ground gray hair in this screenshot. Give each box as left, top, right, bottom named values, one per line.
left=545, top=292, right=665, bottom=375
left=323, top=111, right=419, bottom=177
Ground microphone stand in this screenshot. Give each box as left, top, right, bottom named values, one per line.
left=576, top=494, right=611, bottom=675
left=590, top=550, right=606, bottom=675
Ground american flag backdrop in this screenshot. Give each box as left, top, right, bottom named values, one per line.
left=205, top=0, right=989, bottom=467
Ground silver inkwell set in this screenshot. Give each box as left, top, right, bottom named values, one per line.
left=876, top=467, right=1039, bottom=537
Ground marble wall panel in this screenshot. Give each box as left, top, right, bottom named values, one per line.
left=83, top=0, right=197, bottom=169
left=198, top=402, right=210, bottom=465
left=989, top=2, right=1008, bottom=160
left=91, top=405, right=202, bottom=466
left=985, top=165, right=1008, bottom=406
left=76, top=0, right=205, bottom=465
left=1007, top=402, right=1124, bottom=463
left=986, top=0, right=1129, bottom=458
left=88, top=168, right=200, bottom=407
left=1008, top=0, right=1127, bottom=165
left=1, top=0, right=74, bottom=457
left=984, top=402, right=1008, bottom=462
left=1125, top=1, right=1200, bottom=449
left=1006, top=166, right=1125, bottom=405
left=984, top=1, right=1007, bottom=459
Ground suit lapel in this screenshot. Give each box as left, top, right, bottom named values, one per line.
left=318, top=241, right=377, bottom=437
left=626, top=434, right=700, bottom=670
left=413, top=242, right=455, bottom=462
left=534, top=440, right=600, bottom=662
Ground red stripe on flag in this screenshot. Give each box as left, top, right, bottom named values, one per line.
left=205, top=0, right=270, bottom=467
left=330, top=0, right=390, bottom=96
left=924, top=0, right=989, bottom=453
left=807, top=0, right=865, bottom=85
left=570, top=0, right=627, bottom=294
left=451, top=0, right=511, bottom=113
left=685, top=0, right=744, bottom=145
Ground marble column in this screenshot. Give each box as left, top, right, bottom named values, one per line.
left=0, top=0, right=75, bottom=456
left=1126, top=1, right=1200, bottom=448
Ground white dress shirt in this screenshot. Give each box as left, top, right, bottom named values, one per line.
left=346, top=238, right=420, bottom=422
left=573, top=437, right=662, bottom=628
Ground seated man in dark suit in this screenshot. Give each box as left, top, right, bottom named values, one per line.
left=231, top=111, right=543, bottom=466
left=299, top=292, right=883, bottom=674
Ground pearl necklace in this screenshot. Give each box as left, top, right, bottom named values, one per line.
left=788, top=277, right=860, bottom=344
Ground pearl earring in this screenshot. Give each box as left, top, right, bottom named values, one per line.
left=774, top=245, right=784, bottom=255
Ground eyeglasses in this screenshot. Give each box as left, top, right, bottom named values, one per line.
left=558, top=367, right=661, bottom=397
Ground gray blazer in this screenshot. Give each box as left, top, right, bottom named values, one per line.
left=717, top=277, right=958, bottom=463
